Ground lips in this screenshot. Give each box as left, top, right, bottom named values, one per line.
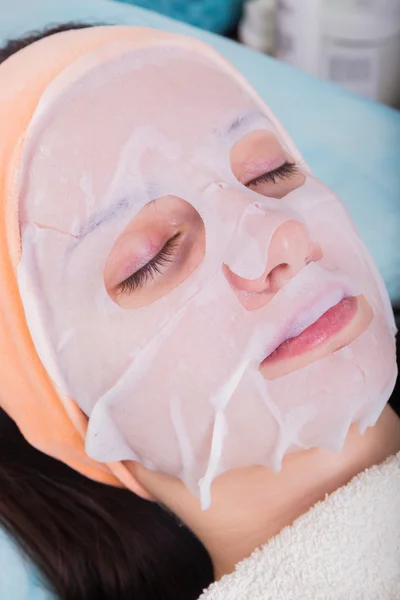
left=259, top=292, right=373, bottom=380
left=244, top=262, right=373, bottom=379
left=262, top=296, right=358, bottom=365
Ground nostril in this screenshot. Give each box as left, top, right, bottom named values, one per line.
left=268, top=262, right=292, bottom=292
left=272, top=263, right=289, bottom=274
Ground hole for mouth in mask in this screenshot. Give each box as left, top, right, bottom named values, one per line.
left=104, top=195, right=205, bottom=309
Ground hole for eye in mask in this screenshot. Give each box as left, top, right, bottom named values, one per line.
left=104, top=195, right=205, bottom=309
left=230, top=129, right=306, bottom=199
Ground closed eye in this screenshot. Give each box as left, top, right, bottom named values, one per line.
left=117, top=233, right=181, bottom=295
left=246, top=161, right=299, bottom=188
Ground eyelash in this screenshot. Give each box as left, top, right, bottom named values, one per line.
left=115, top=162, right=297, bottom=295
left=117, top=233, right=181, bottom=295
left=247, top=161, right=298, bottom=187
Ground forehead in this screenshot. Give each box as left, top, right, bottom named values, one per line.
left=20, top=46, right=268, bottom=229
left=36, top=47, right=261, bottom=154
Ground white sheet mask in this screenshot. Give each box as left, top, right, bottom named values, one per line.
left=17, top=41, right=397, bottom=509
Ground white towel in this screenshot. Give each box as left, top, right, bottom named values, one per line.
left=199, top=452, right=400, bottom=600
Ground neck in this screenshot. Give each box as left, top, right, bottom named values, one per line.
left=131, top=405, right=400, bottom=580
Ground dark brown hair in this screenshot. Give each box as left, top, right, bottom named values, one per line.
left=0, top=23, right=213, bottom=600
left=0, top=22, right=98, bottom=63
left=0, top=409, right=213, bottom=599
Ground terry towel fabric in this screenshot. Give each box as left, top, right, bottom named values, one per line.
left=199, top=452, right=400, bottom=599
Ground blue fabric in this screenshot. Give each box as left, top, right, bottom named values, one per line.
left=1, top=0, right=399, bottom=303
left=0, top=528, right=57, bottom=599
left=114, top=0, right=244, bottom=33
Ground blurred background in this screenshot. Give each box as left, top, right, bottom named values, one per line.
left=111, top=0, right=400, bottom=108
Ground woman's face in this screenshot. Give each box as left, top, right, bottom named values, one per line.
left=18, top=44, right=397, bottom=507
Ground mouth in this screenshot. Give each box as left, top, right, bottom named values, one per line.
left=260, top=294, right=373, bottom=380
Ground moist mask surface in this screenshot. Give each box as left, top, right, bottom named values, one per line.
left=18, top=43, right=397, bottom=508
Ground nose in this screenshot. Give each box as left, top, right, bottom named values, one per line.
left=223, top=220, right=323, bottom=309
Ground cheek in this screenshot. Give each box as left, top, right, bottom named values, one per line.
left=302, top=202, right=388, bottom=317
left=283, top=178, right=391, bottom=327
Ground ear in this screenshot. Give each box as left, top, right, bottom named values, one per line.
left=108, top=460, right=155, bottom=501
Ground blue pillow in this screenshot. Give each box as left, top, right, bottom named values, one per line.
left=114, top=0, right=244, bottom=33
left=0, top=528, right=57, bottom=600
left=0, top=0, right=399, bottom=304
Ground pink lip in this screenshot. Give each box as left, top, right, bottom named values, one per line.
left=261, top=296, right=358, bottom=366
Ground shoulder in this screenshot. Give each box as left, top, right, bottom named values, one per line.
left=199, top=453, right=400, bottom=600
